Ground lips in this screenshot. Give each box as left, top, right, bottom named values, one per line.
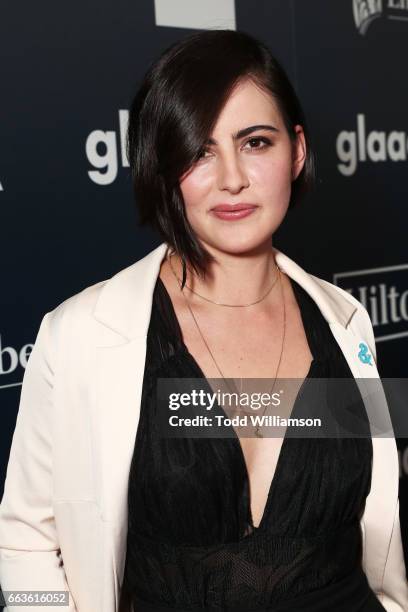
left=210, top=204, right=258, bottom=221
left=211, top=204, right=258, bottom=212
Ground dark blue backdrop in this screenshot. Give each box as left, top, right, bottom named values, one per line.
left=1, top=0, right=407, bottom=590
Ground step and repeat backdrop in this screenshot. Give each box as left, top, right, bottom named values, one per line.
left=1, top=0, right=408, bottom=585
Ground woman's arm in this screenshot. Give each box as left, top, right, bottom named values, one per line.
left=0, top=313, right=78, bottom=611
left=351, top=296, right=408, bottom=610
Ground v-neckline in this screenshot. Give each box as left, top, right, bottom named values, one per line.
left=155, top=274, right=317, bottom=536
left=183, top=350, right=315, bottom=534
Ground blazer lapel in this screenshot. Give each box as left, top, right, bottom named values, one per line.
left=94, top=336, right=148, bottom=604
left=90, top=241, right=397, bottom=601
left=328, top=322, right=398, bottom=590
left=274, top=248, right=398, bottom=590
left=91, top=242, right=168, bottom=599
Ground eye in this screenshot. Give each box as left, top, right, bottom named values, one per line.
left=194, top=136, right=272, bottom=163
left=196, top=148, right=210, bottom=160
left=243, top=136, right=272, bottom=151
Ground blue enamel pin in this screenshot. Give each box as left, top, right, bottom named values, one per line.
left=358, top=342, right=373, bottom=366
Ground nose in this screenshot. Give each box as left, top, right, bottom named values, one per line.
left=217, top=152, right=249, bottom=194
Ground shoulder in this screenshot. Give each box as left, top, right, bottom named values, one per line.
left=313, top=274, right=373, bottom=325
left=42, top=243, right=168, bottom=346
left=44, top=278, right=108, bottom=340
left=311, top=274, right=368, bottom=315
left=310, top=274, right=377, bottom=362
left=49, top=245, right=162, bottom=321
left=40, top=261, right=139, bottom=347
left=275, top=247, right=373, bottom=334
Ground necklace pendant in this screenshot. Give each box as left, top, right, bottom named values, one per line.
left=255, top=427, right=263, bottom=438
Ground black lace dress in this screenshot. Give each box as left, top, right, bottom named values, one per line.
left=119, top=276, right=386, bottom=611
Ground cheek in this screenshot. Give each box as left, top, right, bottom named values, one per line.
left=249, top=152, right=293, bottom=193
left=179, top=166, right=213, bottom=208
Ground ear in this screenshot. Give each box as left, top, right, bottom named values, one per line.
left=291, top=125, right=306, bottom=181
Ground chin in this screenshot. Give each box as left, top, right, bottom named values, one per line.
left=206, top=235, right=273, bottom=256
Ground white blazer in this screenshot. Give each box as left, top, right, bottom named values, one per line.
left=0, top=242, right=407, bottom=612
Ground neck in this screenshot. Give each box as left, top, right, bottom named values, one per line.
left=168, top=240, right=280, bottom=308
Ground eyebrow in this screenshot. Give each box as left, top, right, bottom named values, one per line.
left=205, top=124, right=279, bottom=145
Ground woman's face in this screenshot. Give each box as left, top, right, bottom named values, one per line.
left=179, top=78, right=306, bottom=255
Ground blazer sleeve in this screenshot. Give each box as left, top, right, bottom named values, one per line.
left=0, top=312, right=78, bottom=611
left=379, top=498, right=408, bottom=612
left=358, top=304, right=408, bottom=611
left=328, top=281, right=408, bottom=610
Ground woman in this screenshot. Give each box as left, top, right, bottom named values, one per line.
left=0, top=30, right=406, bottom=612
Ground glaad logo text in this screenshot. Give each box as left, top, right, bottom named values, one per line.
left=86, top=110, right=129, bottom=186
left=336, top=114, right=407, bottom=176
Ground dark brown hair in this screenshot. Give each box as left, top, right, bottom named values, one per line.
left=127, top=29, right=315, bottom=286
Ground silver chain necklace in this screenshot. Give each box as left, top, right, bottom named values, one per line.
left=167, top=252, right=286, bottom=438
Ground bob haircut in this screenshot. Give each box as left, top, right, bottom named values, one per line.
left=127, top=29, right=316, bottom=286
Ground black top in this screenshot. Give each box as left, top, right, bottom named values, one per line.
left=119, top=276, right=386, bottom=612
